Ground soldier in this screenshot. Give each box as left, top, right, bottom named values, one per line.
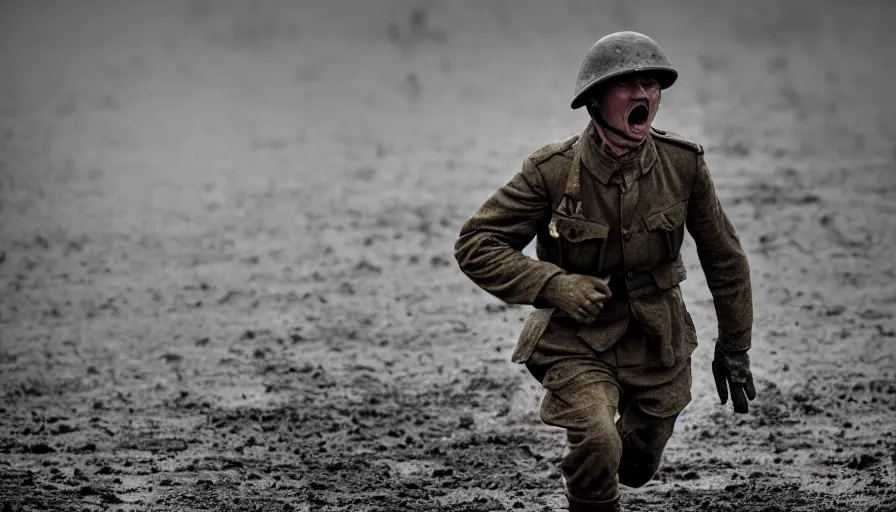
left=454, top=32, right=756, bottom=511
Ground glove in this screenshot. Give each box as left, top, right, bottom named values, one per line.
left=711, top=346, right=756, bottom=414
left=538, top=273, right=612, bottom=325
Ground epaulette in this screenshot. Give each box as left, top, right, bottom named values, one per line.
left=650, top=127, right=704, bottom=155
left=528, top=133, right=580, bottom=165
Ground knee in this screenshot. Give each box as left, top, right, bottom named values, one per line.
left=617, top=431, right=664, bottom=488
left=568, top=424, right=623, bottom=466
left=618, top=464, right=657, bottom=488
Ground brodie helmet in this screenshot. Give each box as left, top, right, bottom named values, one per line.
left=571, top=31, right=678, bottom=109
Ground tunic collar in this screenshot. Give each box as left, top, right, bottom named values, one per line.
left=579, top=122, right=658, bottom=189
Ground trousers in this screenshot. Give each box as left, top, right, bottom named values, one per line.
left=526, top=316, right=692, bottom=507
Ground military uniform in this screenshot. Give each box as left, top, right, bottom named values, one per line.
left=454, top=30, right=754, bottom=511
left=454, top=121, right=752, bottom=506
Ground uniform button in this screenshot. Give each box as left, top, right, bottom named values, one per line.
left=622, top=228, right=631, bottom=241
left=626, top=271, right=635, bottom=279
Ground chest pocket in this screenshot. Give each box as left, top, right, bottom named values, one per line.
left=644, top=200, right=688, bottom=261
left=550, top=213, right=610, bottom=275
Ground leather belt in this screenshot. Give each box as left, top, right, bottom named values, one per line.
left=609, top=255, right=685, bottom=300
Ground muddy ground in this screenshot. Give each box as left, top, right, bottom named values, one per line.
left=1, top=1, right=895, bottom=511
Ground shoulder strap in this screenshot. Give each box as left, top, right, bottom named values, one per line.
left=530, top=133, right=580, bottom=165
left=650, top=127, right=704, bottom=155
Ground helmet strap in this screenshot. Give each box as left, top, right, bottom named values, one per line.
left=586, top=104, right=644, bottom=143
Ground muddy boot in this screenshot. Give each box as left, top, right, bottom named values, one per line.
left=567, top=494, right=623, bottom=512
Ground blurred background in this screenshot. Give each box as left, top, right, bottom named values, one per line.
left=1, top=1, right=894, bottom=511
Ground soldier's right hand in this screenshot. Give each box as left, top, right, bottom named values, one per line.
left=539, top=274, right=612, bottom=325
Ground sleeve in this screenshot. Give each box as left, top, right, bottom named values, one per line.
left=454, top=158, right=566, bottom=305
left=686, top=155, right=754, bottom=352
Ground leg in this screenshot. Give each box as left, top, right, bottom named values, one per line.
left=545, top=384, right=621, bottom=508
left=526, top=319, right=624, bottom=509
left=615, top=363, right=692, bottom=488
left=616, top=411, right=677, bottom=487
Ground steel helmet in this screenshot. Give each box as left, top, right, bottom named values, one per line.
left=571, top=31, right=678, bottom=109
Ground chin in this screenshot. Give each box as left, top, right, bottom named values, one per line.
left=625, top=125, right=650, bottom=141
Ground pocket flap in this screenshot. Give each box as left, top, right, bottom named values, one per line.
left=644, top=200, right=688, bottom=232
left=650, top=255, right=688, bottom=290
left=551, top=214, right=610, bottom=243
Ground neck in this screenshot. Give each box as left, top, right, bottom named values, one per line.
left=592, top=121, right=643, bottom=158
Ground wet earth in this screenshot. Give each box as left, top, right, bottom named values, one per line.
left=1, top=1, right=895, bottom=510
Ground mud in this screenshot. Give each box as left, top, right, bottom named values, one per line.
left=1, top=1, right=895, bottom=511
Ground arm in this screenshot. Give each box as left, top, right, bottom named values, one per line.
left=685, top=155, right=753, bottom=352
left=454, top=158, right=566, bottom=305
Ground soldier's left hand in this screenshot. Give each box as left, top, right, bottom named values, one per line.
left=711, top=347, right=756, bottom=414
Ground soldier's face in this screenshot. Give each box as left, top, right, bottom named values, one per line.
left=593, top=75, right=661, bottom=141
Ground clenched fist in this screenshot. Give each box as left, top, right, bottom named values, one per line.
left=539, top=274, right=612, bottom=325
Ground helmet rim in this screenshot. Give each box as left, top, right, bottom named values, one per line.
left=570, top=67, right=678, bottom=109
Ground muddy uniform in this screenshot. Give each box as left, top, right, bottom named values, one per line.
left=454, top=122, right=752, bottom=506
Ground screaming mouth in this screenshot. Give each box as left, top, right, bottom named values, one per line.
left=627, top=104, right=649, bottom=126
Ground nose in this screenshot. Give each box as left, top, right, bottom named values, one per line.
left=631, top=86, right=648, bottom=101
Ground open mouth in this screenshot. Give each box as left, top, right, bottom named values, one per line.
left=627, top=103, right=649, bottom=128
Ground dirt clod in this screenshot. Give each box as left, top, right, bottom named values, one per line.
left=25, top=443, right=54, bottom=454
left=846, top=453, right=879, bottom=470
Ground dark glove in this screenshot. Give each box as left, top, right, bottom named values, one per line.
left=538, top=273, right=611, bottom=325
left=711, top=346, right=756, bottom=414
